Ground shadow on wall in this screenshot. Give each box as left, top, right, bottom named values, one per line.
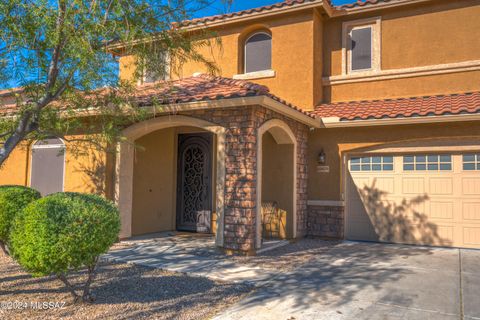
left=354, top=177, right=452, bottom=247
left=73, top=146, right=113, bottom=198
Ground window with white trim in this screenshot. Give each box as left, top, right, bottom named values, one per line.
left=143, top=52, right=170, bottom=84
left=244, top=32, right=272, bottom=73
left=31, top=138, right=65, bottom=196
left=463, top=154, right=480, bottom=171
left=343, top=18, right=381, bottom=75
left=403, top=154, right=452, bottom=171
left=350, top=156, right=393, bottom=172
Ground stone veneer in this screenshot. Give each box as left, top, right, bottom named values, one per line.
left=176, top=105, right=309, bottom=253
left=307, top=204, right=345, bottom=239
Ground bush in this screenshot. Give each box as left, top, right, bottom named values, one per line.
left=0, top=185, right=41, bottom=254
left=10, top=192, right=120, bottom=302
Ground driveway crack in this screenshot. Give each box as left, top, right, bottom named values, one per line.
left=459, top=249, right=464, bottom=320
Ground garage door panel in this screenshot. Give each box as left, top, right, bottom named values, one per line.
left=430, top=201, right=454, bottom=220
left=402, top=177, right=425, bottom=194
left=429, top=178, right=453, bottom=195
left=347, top=153, right=480, bottom=249
left=463, top=227, right=480, bottom=246
left=463, top=202, right=480, bottom=221
left=462, top=178, right=480, bottom=195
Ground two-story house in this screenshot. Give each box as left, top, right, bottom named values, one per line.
left=1, top=0, right=480, bottom=254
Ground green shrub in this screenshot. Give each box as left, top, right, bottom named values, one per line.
left=10, top=192, right=120, bottom=302
left=0, top=185, right=41, bottom=253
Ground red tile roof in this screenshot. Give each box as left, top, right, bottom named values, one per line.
left=180, top=0, right=323, bottom=27
left=311, top=92, right=480, bottom=121
left=0, top=74, right=313, bottom=118
left=135, top=73, right=313, bottom=116
left=180, top=0, right=419, bottom=27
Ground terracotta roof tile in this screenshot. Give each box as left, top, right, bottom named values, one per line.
left=180, top=0, right=417, bottom=27
left=135, top=74, right=313, bottom=117
left=180, top=0, right=324, bottom=27
left=0, top=74, right=313, bottom=118
left=310, top=92, right=480, bottom=121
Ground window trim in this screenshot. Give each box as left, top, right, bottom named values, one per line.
left=140, top=52, right=171, bottom=85
left=349, top=155, right=394, bottom=172
left=342, top=17, right=381, bottom=76
left=29, top=139, right=66, bottom=193
left=402, top=154, right=453, bottom=172
left=463, top=154, right=480, bottom=171
left=244, top=31, right=272, bottom=74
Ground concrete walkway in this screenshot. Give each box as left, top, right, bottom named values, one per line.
left=214, top=242, right=480, bottom=320
left=104, top=232, right=280, bottom=285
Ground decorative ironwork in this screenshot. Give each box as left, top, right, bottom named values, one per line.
left=177, top=134, right=212, bottom=233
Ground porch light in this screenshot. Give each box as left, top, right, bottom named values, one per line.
left=317, top=149, right=326, bottom=165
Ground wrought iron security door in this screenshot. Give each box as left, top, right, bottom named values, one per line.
left=176, top=133, right=213, bottom=233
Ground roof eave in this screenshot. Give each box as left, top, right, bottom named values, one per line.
left=140, top=95, right=320, bottom=127
left=181, top=1, right=328, bottom=31
left=332, top=0, right=435, bottom=16
left=320, top=113, right=480, bottom=128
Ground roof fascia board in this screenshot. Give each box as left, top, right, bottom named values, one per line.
left=145, top=95, right=320, bottom=127
left=332, top=0, right=434, bottom=16
left=182, top=1, right=326, bottom=31
left=321, top=113, right=480, bottom=128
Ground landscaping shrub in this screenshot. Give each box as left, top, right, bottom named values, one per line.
left=10, top=192, right=121, bottom=302
left=0, top=185, right=41, bottom=255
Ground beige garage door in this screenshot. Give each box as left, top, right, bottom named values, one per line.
left=346, top=153, right=480, bottom=249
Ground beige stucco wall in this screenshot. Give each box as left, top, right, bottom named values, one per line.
left=325, top=70, right=480, bottom=102
left=307, top=121, right=480, bottom=202
left=261, top=131, right=294, bottom=238
left=130, top=126, right=217, bottom=236
left=131, top=128, right=176, bottom=235
left=0, top=142, right=29, bottom=186
left=0, top=138, right=112, bottom=197
left=119, top=10, right=320, bottom=110
left=324, top=0, right=480, bottom=102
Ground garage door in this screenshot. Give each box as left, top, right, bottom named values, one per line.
left=346, top=153, right=480, bottom=249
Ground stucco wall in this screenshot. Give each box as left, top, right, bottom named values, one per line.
left=307, top=121, right=480, bottom=202
left=325, top=70, right=480, bottom=102
left=0, top=143, right=29, bottom=186
left=261, top=131, right=295, bottom=238
left=0, top=139, right=112, bottom=197
left=323, top=0, right=480, bottom=102
left=131, top=128, right=176, bottom=235
left=119, top=10, right=319, bottom=110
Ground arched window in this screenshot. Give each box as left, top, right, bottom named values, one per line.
left=244, top=32, right=272, bottom=73
left=31, top=138, right=65, bottom=196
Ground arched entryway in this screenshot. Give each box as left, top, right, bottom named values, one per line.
left=115, top=115, right=226, bottom=246
left=256, top=119, right=297, bottom=249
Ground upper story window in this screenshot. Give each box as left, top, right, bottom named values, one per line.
left=143, top=52, right=170, bottom=84
left=31, top=138, right=65, bottom=196
left=342, top=17, right=381, bottom=75
left=244, top=32, right=272, bottom=74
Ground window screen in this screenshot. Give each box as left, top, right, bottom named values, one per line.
left=31, top=139, right=65, bottom=196
left=144, top=52, right=169, bottom=83
left=350, top=27, right=372, bottom=71
left=245, top=33, right=272, bottom=73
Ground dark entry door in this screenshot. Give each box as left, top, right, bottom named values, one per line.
left=176, top=133, right=213, bottom=233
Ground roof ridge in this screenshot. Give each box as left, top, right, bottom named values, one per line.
left=194, top=73, right=270, bottom=94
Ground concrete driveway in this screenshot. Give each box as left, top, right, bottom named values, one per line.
left=215, top=242, right=480, bottom=320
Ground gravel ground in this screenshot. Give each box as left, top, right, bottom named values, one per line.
left=0, top=252, right=253, bottom=320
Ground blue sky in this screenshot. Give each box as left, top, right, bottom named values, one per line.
left=1, top=0, right=355, bottom=90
